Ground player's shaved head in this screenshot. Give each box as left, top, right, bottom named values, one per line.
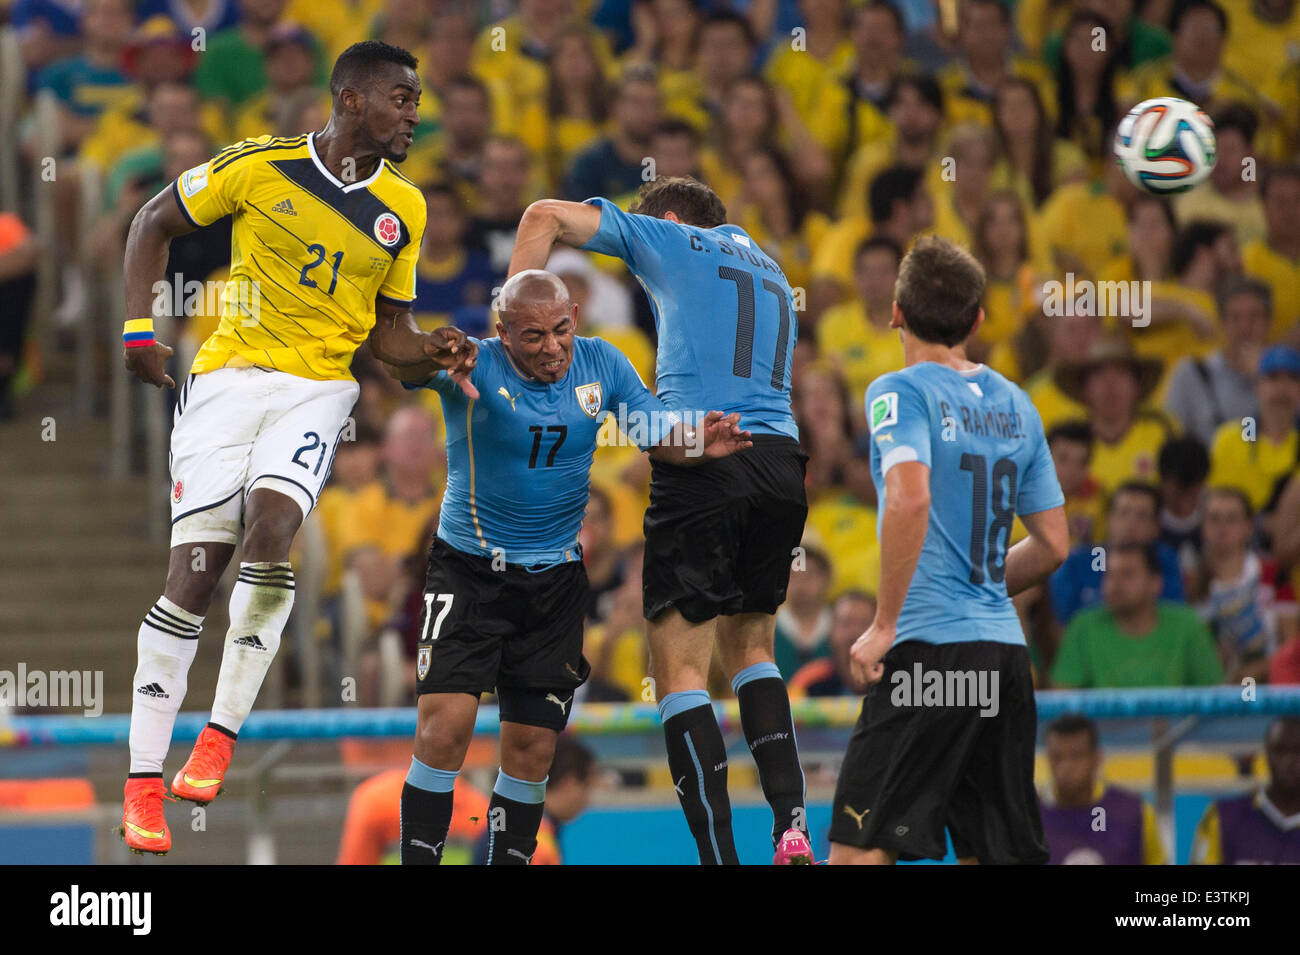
left=497, top=269, right=571, bottom=320
left=496, top=270, right=577, bottom=384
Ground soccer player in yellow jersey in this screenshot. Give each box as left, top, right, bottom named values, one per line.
left=117, top=41, right=478, bottom=855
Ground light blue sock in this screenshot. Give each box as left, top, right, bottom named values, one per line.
left=731, top=661, right=782, bottom=694
left=406, top=756, right=458, bottom=793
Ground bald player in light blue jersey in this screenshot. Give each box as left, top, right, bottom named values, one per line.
left=828, top=237, right=1070, bottom=866
left=395, top=269, right=751, bottom=866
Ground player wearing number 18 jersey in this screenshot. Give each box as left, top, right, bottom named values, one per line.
left=829, top=237, right=1070, bottom=865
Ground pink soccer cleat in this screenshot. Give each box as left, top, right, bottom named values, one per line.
left=773, top=827, right=816, bottom=865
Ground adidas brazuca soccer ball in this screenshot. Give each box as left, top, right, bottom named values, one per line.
left=1113, top=97, right=1217, bottom=195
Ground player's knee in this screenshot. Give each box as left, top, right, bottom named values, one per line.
left=241, top=507, right=301, bottom=561
left=502, top=727, right=557, bottom=780
left=414, top=712, right=472, bottom=769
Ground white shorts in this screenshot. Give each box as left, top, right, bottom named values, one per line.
left=168, top=366, right=359, bottom=547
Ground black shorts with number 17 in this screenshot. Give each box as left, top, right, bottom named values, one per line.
left=415, top=537, right=591, bottom=731
left=643, top=434, right=808, bottom=624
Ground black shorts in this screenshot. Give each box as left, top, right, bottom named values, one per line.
left=829, top=639, right=1048, bottom=864
left=643, top=434, right=808, bottom=624
left=415, top=537, right=591, bottom=731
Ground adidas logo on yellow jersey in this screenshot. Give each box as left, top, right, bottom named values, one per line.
left=271, top=198, right=297, bottom=216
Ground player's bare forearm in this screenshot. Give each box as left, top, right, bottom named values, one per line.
left=1004, top=506, right=1070, bottom=597
left=371, top=303, right=480, bottom=398
left=648, top=411, right=751, bottom=466
left=369, top=302, right=432, bottom=365
left=874, top=461, right=931, bottom=629
left=122, top=186, right=196, bottom=387
left=507, top=200, right=603, bottom=277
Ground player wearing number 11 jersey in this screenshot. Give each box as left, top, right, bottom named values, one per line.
left=829, top=237, right=1070, bottom=865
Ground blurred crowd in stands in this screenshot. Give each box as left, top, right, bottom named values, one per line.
left=4, top=0, right=1300, bottom=705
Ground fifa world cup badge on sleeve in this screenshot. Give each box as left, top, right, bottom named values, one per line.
left=870, top=392, right=898, bottom=432
left=180, top=164, right=208, bottom=197
left=417, top=645, right=431, bottom=681
left=575, top=382, right=603, bottom=418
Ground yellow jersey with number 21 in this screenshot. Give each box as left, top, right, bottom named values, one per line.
left=173, top=133, right=426, bottom=382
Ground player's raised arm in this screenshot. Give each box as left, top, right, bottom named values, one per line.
left=122, top=185, right=200, bottom=388
left=370, top=299, right=479, bottom=398
left=508, top=199, right=603, bottom=277
left=649, top=410, right=753, bottom=466
left=1004, top=506, right=1070, bottom=597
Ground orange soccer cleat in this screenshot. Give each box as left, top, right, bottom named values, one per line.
left=170, top=725, right=236, bottom=803
left=119, top=777, right=172, bottom=855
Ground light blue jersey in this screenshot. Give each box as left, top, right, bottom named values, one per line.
left=866, top=362, right=1065, bottom=646
left=421, top=336, right=677, bottom=567
left=579, top=197, right=798, bottom=440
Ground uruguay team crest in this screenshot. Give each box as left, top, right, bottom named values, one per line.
left=575, top=382, right=602, bottom=418
left=417, top=645, right=431, bottom=681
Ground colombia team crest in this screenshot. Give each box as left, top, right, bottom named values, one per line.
left=172, top=479, right=184, bottom=504
left=575, top=382, right=602, bottom=418
left=373, top=212, right=401, bottom=247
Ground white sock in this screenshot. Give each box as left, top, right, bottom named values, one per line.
left=128, top=597, right=203, bottom=774
left=209, top=562, right=294, bottom=734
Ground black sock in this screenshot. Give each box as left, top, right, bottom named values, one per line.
left=734, top=664, right=807, bottom=848
left=487, top=771, right=548, bottom=865
left=400, top=758, right=457, bottom=865
left=660, top=691, right=739, bottom=865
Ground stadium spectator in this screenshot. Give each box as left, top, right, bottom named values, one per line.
left=193, top=0, right=293, bottom=110
left=699, top=75, right=780, bottom=211
left=684, top=10, right=759, bottom=130
left=0, top=213, right=40, bottom=421
left=1140, top=218, right=1240, bottom=363
left=230, top=23, right=325, bottom=143
left=138, top=0, right=241, bottom=38
left=411, top=184, right=497, bottom=331
left=562, top=72, right=660, bottom=202
left=1051, top=542, right=1224, bottom=688
left=794, top=361, right=857, bottom=501
left=937, top=0, right=1052, bottom=128
left=1188, top=487, right=1297, bottom=682
left=1043, top=0, right=1173, bottom=72
left=1052, top=10, right=1123, bottom=176
left=11, top=0, right=86, bottom=78
left=1207, top=345, right=1300, bottom=515
left=773, top=541, right=833, bottom=679
left=1241, top=164, right=1300, bottom=344
left=1156, top=435, right=1210, bottom=570
left=583, top=542, right=648, bottom=702
left=733, top=146, right=831, bottom=295
left=971, top=191, right=1045, bottom=360
left=466, top=137, right=536, bottom=277
left=623, top=0, right=702, bottom=82
left=1047, top=420, right=1103, bottom=547
left=369, top=0, right=434, bottom=56
left=1039, top=714, right=1167, bottom=864
left=812, top=164, right=934, bottom=314
left=1052, top=336, right=1171, bottom=497
left=1191, top=716, right=1300, bottom=863
left=1123, top=0, right=1258, bottom=118
left=30, top=0, right=136, bottom=153
left=837, top=73, right=945, bottom=221
left=931, top=123, right=999, bottom=252
left=648, top=118, right=703, bottom=182
left=762, top=0, right=854, bottom=147
left=541, top=28, right=611, bottom=185
left=580, top=485, right=628, bottom=624
left=1174, top=103, right=1267, bottom=247
left=999, top=311, right=1099, bottom=424
left=1036, top=158, right=1133, bottom=278
left=1164, top=276, right=1270, bottom=446
left=814, top=0, right=909, bottom=166
left=993, top=76, right=1087, bottom=209
left=417, top=9, right=478, bottom=131
left=817, top=236, right=905, bottom=415
left=789, top=589, right=875, bottom=697
left=1049, top=481, right=1186, bottom=624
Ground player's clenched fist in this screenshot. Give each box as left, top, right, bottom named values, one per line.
left=849, top=624, right=894, bottom=690
left=124, top=341, right=176, bottom=389
left=423, top=326, right=479, bottom=399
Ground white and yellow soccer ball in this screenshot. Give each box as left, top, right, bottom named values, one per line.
left=1113, top=97, right=1217, bottom=195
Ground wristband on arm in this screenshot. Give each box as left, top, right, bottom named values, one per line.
left=123, top=318, right=156, bottom=348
